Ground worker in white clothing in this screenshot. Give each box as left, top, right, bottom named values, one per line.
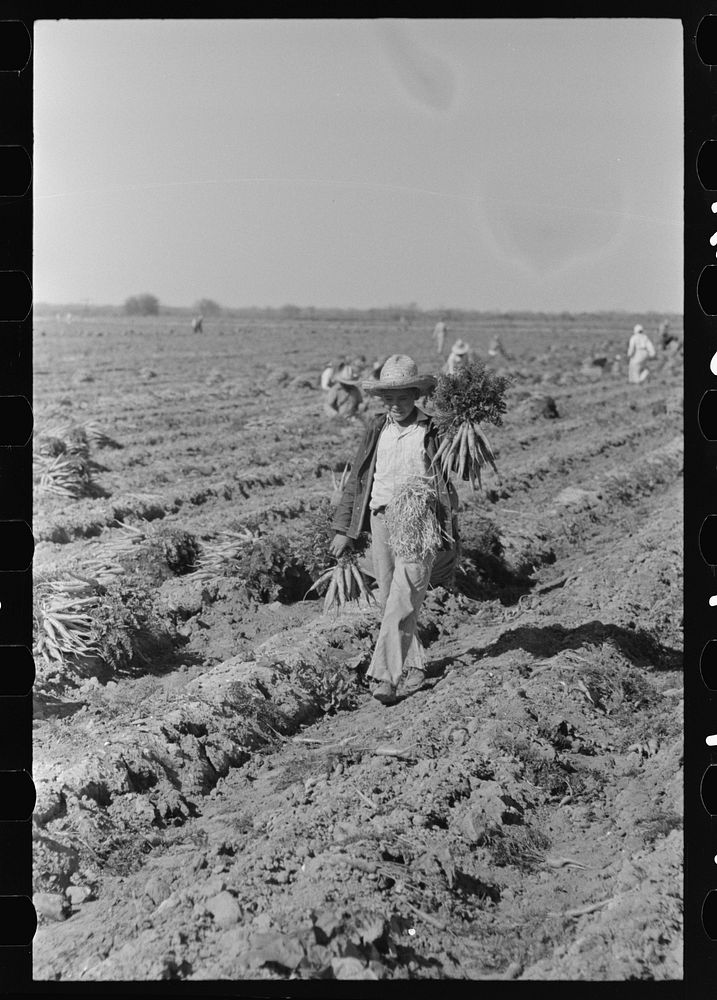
left=627, top=324, right=656, bottom=384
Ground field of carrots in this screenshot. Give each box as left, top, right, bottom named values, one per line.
left=31, top=310, right=683, bottom=981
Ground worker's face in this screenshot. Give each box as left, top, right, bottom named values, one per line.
left=379, top=389, right=418, bottom=422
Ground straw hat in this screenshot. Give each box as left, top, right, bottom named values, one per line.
left=450, top=339, right=470, bottom=355
left=362, top=354, right=436, bottom=395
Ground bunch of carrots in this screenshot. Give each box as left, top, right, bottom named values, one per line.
left=306, top=554, right=375, bottom=612
left=430, top=359, right=511, bottom=490
left=431, top=419, right=498, bottom=490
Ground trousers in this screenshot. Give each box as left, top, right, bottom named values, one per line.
left=366, top=509, right=435, bottom=686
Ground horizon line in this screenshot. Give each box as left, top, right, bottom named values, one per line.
left=33, top=303, right=683, bottom=317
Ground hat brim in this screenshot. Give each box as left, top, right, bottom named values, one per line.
left=362, top=374, right=436, bottom=395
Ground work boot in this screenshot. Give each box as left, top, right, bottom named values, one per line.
left=401, top=668, right=427, bottom=696
left=371, top=680, right=397, bottom=705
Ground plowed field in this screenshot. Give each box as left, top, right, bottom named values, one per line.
left=32, top=312, right=683, bottom=981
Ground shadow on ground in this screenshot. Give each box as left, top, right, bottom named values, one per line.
left=442, top=620, right=682, bottom=673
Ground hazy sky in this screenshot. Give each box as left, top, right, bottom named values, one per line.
left=34, top=18, right=683, bottom=312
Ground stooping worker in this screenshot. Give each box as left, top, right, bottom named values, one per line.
left=329, top=355, right=459, bottom=706
left=323, top=365, right=364, bottom=420
left=320, top=356, right=347, bottom=391
left=488, top=333, right=512, bottom=361
left=658, top=319, right=676, bottom=351
left=626, top=323, right=656, bottom=384
left=444, top=338, right=472, bottom=375
left=367, top=355, right=388, bottom=382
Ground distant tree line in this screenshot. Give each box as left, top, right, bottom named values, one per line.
left=124, top=293, right=160, bottom=316
left=193, top=298, right=223, bottom=317
left=34, top=299, right=683, bottom=326
left=122, top=294, right=224, bottom=318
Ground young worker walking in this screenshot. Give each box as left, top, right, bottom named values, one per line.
left=329, top=355, right=458, bottom=705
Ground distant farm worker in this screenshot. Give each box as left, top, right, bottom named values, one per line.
left=659, top=319, right=677, bottom=351
left=320, top=356, right=347, bottom=391
left=488, top=334, right=512, bottom=361
left=323, top=365, right=364, bottom=420
left=627, top=324, right=656, bottom=384
left=433, top=318, right=448, bottom=355
left=192, top=315, right=203, bottom=334
left=368, top=355, right=388, bottom=382
left=444, top=339, right=472, bottom=375
left=330, top=355, right=459, bottom=706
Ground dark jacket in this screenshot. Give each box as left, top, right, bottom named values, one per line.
left=331, top=409, right=457, bottom=550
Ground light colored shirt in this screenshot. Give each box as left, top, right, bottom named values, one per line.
left=370, top=409, right=429, bottom=510
left=627, top=332, right=656, bottom=363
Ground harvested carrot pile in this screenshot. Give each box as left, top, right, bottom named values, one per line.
left=34, top=575, right=102, bottom=672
